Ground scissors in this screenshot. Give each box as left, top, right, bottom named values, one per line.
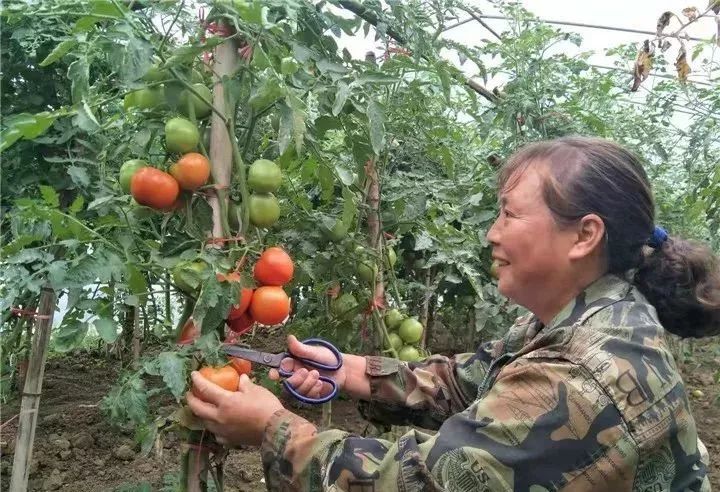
left=221, top=338, right=343, bottom=404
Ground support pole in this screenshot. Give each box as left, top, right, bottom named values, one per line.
left=9, top=286, right=56, bottom=492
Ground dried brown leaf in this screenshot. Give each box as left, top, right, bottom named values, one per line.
left=682, top=6, right=700, bottom=20
left=632, top=41, right=654, bottom=92
left=675, top=46, right=691, bottom=82
left=657, top=11, right=673, bottom=36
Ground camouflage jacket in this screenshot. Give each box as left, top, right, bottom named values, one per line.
left=261, top=275, right=711, bottom=491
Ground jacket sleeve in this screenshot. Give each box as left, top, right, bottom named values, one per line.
left=261, top=359, right=635, bottom=492
left=357, top=340, right=496, bottom=430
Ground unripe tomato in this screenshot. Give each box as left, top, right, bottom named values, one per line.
left=179, top=83, right=212, bottom=119
left=331, top=293, right=358, bottom=318
left=177, top=318, right=199, bottom=345
left=227, top=288, right=254, bottom=320
left=384, top=309, right=405, bottom=330
left=143, top=66, right=170, bottom=82
left=386, top=332, right=403, bottom=351
left=195, top=365, right=239, bottom=394
left=119, top=159, right=147, bottom=193
left=169, top=152, right=211, bottom=191
left=165, top=117, right=199, bottom=154
left=172, top=261, right=208, bottom=294
left=229, top=357, right=252, bottom=376
left=398, top=345, right=422, bottom=362
left=253, top=247, right=294, bottom=286
left=249, top=193, right=280, bottom=228
left=228, top=312, right=254, bottom=334
left=398, top=317, right=424, bottom=344
left=128, top=87, right=164, bottom=110
left=248, top=159, right=282, bottom=193
left=249, top=286, right=291, bottom=325
left=385, top=248, right=397, bottom=268
left=357, top=260, right=377, bottom=283
left=326, top=221, right=348, bottom=242
left=130, top=167, right=180, bottom=210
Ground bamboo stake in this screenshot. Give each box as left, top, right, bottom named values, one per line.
left=9, top=286, right=56, bottom=492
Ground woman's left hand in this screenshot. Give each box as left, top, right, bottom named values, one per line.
left=186, top=371, right=284, bottom=446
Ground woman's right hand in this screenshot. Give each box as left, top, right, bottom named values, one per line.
left=269, top=335, right=371, bottom=400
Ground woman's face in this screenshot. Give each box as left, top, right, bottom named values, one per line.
left=486, top=164, right=580, bottom=315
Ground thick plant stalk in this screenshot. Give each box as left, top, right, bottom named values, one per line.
left=419, top=267, right=432, bottom=349
left=9, top=286, right=55, bottom=492
left=132, top=305, right=141, bottom=367
left=208, top=28, right=239, bottom=242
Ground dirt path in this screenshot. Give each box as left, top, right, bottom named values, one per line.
left=0, top=340, right=717, bottom=491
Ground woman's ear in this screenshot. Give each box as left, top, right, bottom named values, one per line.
left=568, top=214, right=606, bottom=260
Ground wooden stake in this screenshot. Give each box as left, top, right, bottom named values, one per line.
left=9, top=286, right=55, bottom=492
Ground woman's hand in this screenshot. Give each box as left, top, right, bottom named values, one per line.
left=186, top=371, right=283, bottom=446
left=270, top=335, right=371, bottom=400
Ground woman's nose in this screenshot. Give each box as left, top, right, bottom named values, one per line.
left=487, top=216, right=501, bottom=244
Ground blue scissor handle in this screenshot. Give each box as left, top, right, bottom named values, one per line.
left=278, top=338, right=343, bottom=405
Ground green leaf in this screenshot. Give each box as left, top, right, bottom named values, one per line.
left=75, top=101, right=101, bottom=132
left=316, top=59, right=349, bottom=75
left=110, top=31, right=153, bottom=83
left=0, top=128, right=23, bottom=152
left=249, top=78, right=284, bottom=110
left=157, top=352, right=187, bottom=400
left=341, top=186, right=356, bottom=226
left=414, top=231, right=433, bottom=250
left=367, top=99, right=385, bottom=155
left=91, top=0, right=127, bottom=18
left=67, top=166, right=90, bottom=187
left=39, top=39, right=78, bottom=67
left=356, top=71, right=398, bottom=85
left=94, top=316, right=119, bottom=343
left=54, top=319, right=89, bottom=352
left=193, top=275, right=235, bottom=333
left=332, top=82, right=350, bottom=116
left=126, top=263, right=148, bottom=305
left=69, top=195, right=85, bottom=214
left=278, top=101, right=293, bottom=154
left=102, top=374, right=148, bottom=425
left=68, top=58, right=89, bottom=104
left=39, top=186, right=60, bottom=208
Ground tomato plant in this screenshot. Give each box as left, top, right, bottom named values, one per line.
left=248, top=193, right=280, bottom=228
left=165, top=117, right=199, bottom=154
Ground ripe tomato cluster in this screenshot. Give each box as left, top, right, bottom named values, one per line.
left=225, top=247, right=294, bottom=336
left=118, top=117, right=211, bottom=211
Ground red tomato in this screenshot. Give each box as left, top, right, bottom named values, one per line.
left=227, top=288, right=254, bottom=320
left=253, top=247, right=294, bottom=286
left=228, top=312, right=254, bottom=334
left=130, top=167, right=180, bottom=210
left=229, top=358, right=252, bottom=376
left=194, top=366, right=239, bottom=395
left=177, top=318, right=199, bottom=345
left=169, top=152, right=211, bottom=191
left=249, top=286, right=291, bottom=325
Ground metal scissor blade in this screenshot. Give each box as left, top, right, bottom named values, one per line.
left=221, top=345, right=285, bottom=368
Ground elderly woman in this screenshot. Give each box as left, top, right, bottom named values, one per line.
left=188, top=137, right=718, bottom=491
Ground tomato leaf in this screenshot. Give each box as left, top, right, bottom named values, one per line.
left=39, top=39, right=78, bottom=67
left=332, top=81, right=350, bottom=116
left=54, top=319, right=89, bottom=352
left=75, top=101, right=101, bottom=133
left=367, top=99, right=385, bottom=155
left=94, top=316, right=119, bottom=343
left=193, top=276, right=235, bottom=333
left=157, top=352, right=187, bottom=400
left=67, top=57, right=89, bottom=104
left=39, top=186, right=60, bottom=208
left=102, top=373, right=149, bottom=425
left=125, top=263, right=148, bottom=305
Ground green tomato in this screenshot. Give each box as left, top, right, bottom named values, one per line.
left=327, top=221, right=348, bottom=242
left=132, top=87, right=164, bottom=110
left=357, top=260, right=377, bottom=284
left=248, top=193, right=280, bottom=228
left=280, top=56, right=299, bottom=75
left=331, top=293, right=358, bottom=318
left=398, top=345, right=422, bottom=362
left=384, top=309, right=405, bottom=330
left=386, top=332, right=403, bottom=351
left=385, top=248, right=397, bottom=268
left=172, top=260, right=208, bottom=294
left=398, top=317, right=423, bottom=344
left=119, top=159, right=147, bottom=193
left=179, top=83, right=212, bottom=119
left=165, top=117, right=199, bottom=154
left=248, top=159, right=282, bottom=193
left=143, top=66, right=170, bottom=82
